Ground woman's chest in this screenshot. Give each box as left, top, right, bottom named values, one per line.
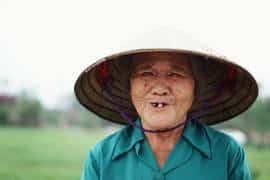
left=100, top=154, right=227, bottom=180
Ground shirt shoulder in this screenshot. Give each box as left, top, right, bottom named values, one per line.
left=201, top=124, right=251, bottom=179
left=81, top=126, right=132, bottom=180
left=201, top=123, right=243, bottom=152
left=89, top=125, right=130, bottom=158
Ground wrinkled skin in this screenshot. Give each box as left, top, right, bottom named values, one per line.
left=130, top=53, right=195, bottom=131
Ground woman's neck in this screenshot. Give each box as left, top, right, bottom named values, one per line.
left=144, top=126, right=184, bottom=151
left=143, top=126, right=184, bottom=168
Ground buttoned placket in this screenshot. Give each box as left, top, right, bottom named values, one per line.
left=134, top=135, right=194, bottom=180
left=153, top=171, right=165, bottom=180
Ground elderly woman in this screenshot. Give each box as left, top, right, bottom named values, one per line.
left=75, top=49, right=257, bottom=180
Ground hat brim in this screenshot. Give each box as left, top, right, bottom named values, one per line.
left=74, top=49, right=258, bottom=125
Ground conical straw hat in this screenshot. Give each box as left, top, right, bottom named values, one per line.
left=74, top=28, right=258, bottom=125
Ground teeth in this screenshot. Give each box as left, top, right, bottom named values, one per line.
left=151, top=103, right=166, bottom=108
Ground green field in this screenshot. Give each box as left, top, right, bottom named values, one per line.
left=0, top=127, right=269, bottom=180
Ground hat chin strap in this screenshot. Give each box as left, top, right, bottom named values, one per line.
left=120, top=110, right=193, bottom=133
left=100, top=75, right=194, bottom=133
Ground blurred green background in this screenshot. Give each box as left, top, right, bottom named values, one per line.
left=0, top=92, right=270, bottom=179
left=0, top=127, right=269, bottom=180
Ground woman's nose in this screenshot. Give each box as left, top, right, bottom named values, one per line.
left=151, top=83, right=170, bottom=96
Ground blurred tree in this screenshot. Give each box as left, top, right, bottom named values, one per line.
left=57, top=94, right=112, bottom=128
left=10, top=92, right=43, bottom=127
left=243, top=98, right=270, bottom=133
left=40, top=109, right=62, bottom=127
left=215, top=97, right=270, bottom=147
left=244, top=97, right=270, bottom=147
left=0, top=104, right=10, bottom=125
left=0, top=94, right=16, bottom=125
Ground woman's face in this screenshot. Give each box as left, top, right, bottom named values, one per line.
left=130, top=53, right=195, bottom=130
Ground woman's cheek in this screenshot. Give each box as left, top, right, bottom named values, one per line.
left=144, top=82, right=147, bottom=88
left=137, top=79, right=149, bottom=91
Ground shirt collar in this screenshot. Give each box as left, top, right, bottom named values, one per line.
left=112, top=117, right=212, bottom=160
left=182, top=118, right=212, bottom=159
left=112, top=118, right=144, bottom=160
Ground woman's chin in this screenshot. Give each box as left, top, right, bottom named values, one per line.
left=142, top=116, right=176, bottom=130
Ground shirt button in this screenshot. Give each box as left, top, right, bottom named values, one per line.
left=154, top=172, right=165, bottom=180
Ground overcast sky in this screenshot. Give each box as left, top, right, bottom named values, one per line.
left=1, top=0, right=269, bottom=108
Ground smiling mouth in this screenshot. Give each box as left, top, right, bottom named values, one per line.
left=150, top=102, right=168, bottom=108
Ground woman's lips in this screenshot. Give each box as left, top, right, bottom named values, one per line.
left=149, top=102, right=170, bottom=111
left=150, top=102, right=168, bottom=108
left=147, top=98, right=174, bottom=111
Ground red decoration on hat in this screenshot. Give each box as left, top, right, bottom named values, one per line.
left=226, top=64, right=237, bottom=81
left=97, top=61, right=109, bottom=86
left=223, top=64, right=237, bottom=92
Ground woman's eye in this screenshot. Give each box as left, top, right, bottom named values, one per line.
left=140, top=71, right=154, bottom=76
left=168, top=72, right=181, bottom=77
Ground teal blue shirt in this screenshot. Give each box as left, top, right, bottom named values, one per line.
left=81, top=119, right=251, bottom=180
